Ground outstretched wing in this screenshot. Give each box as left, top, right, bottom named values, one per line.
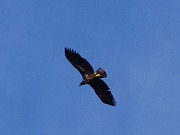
left=65, top=48, right=94, bottom=77
left=89, top=79, right=116, bottom=106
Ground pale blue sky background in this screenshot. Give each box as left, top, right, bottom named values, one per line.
left=0, top=0, right=180, bottom=135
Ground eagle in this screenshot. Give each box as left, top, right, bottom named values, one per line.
left=65, top=48, right=116, bottom=106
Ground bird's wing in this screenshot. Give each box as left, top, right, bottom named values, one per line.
left=89, top=79, right=116, bottom=106
left=65, top=48, right=94, bottom=77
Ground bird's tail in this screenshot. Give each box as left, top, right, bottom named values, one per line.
left=96, top=68, right=107, bottom=78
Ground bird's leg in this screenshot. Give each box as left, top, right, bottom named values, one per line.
left=95, top=73, right=101, bottom=77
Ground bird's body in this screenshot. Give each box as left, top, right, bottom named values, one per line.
left=65, top=48, right=116, bottom=106
left=80, top=68, right=107, bottom=85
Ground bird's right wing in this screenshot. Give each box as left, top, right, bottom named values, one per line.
left=89, top=79, right=116, bottom=106
left=65, top=48, right=94, bottom=77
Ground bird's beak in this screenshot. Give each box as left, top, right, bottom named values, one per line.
left=79, top=82, right=84, bottom=87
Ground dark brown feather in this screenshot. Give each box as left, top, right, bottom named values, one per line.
left=89, top=78, right=116, bottom=106
left=65, top=48, right=116, bottom=106
left=65, top=48, right=94, bottom=77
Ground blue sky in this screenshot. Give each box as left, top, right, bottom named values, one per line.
left=0, top=0, right=180, bottom=135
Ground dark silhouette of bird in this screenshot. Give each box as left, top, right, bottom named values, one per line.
left=65, top=48, right=116, bottom=106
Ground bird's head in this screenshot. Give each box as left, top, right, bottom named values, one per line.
left=79, top=81, right=85, bottom=87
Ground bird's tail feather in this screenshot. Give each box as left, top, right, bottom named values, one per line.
left=96, top=68, right=107, bottom=78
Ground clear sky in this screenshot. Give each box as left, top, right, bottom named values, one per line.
left=0, top=0, right=180, bottom=135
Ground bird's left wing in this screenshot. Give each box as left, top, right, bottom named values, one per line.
left=65, top=48, right=94, bottom=76
left=89, top=79, right=116, bottom=106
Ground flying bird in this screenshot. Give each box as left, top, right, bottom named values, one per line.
left=65, top=48, right=116, bottom=106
